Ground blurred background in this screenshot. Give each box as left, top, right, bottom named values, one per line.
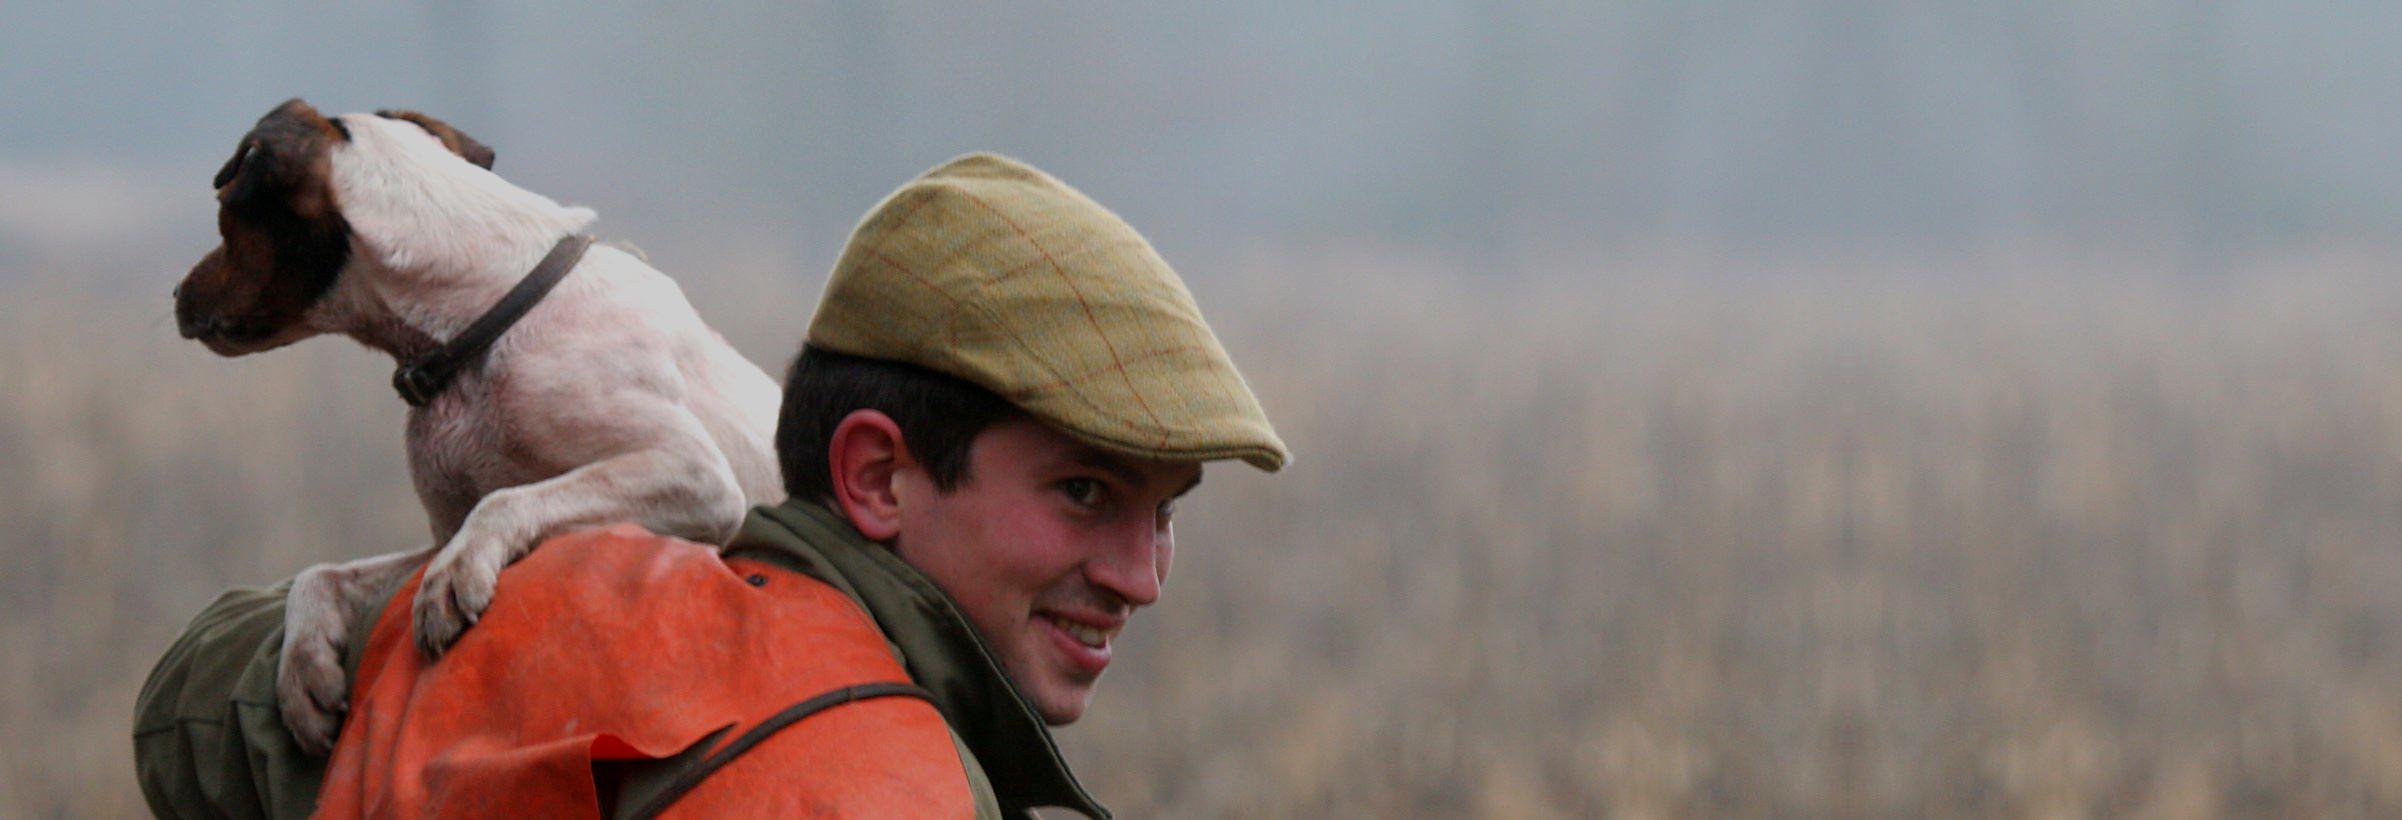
left=7, top=2, right=2402, bottom=815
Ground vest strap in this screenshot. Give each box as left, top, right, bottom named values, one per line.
left=626, top=681, right=938, bottom=819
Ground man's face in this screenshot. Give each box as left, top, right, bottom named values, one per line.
left=889, top=416, right=1201, bottom=725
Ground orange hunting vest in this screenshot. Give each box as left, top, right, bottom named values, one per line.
left=312, top=525, right=973, bottom=818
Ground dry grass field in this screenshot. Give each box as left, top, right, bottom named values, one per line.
left=5, top=244, right=2402, bottom=816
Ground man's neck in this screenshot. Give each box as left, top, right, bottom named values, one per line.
left=730, top=500, right=1111, bottom=819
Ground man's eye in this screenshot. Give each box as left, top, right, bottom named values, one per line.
left=1156, top=498, right=1178, bottom=524
left=1059, top=478, right=1104, bottom=507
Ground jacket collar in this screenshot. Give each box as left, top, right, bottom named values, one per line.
left=728, top=499, right=1111, bottom=819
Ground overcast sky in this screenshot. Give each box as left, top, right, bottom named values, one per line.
left=7, top=2, right=2400, bottom=282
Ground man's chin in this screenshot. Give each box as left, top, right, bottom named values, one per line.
left=1017, top=667, right=1098, bottom=726
left=1032, top=690, right=1091, bottom=726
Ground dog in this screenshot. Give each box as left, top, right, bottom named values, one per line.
left=173, top=99, right=784, bottom=754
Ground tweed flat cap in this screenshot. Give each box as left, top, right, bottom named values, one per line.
left=807, top=153, right=1288, bottom=472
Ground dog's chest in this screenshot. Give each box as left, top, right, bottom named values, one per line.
left=404, top=401, right=489, bottom=526
left=403, top=381, right=553, bottom=529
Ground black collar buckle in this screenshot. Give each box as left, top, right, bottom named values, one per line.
left=392, top=363, right=441, bottom=407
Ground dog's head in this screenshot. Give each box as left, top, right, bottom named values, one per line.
left=173, top=98, right=498, bottom=356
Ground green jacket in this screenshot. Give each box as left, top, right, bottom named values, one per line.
left=133, top=499, right=1111, bottom=819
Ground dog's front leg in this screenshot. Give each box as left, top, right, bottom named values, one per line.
left=278, top=545, right=438, bottom=755
left=412, top=441, right=747, bottom=657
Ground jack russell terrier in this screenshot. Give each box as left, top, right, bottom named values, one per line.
left=173, top=99, right=784, bottom=754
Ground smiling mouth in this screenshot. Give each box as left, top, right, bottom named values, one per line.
left=1046, top=615, right=1109, bottom=648
left=1038, top=612, right=1120, bottom=674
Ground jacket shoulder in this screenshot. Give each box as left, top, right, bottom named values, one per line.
left=318, top=526, right=980, bottom=817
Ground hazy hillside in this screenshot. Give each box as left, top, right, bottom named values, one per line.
left=7, top=244, right=2402, bottom=815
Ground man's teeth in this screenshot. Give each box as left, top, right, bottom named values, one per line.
left=1052, top=617, right=1107, bottom=647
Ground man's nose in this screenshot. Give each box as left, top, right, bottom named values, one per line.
left=1086, top=521, right=1164, bottom=608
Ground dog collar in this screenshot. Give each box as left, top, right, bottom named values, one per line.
left=392, top=234, right=594, bottom=407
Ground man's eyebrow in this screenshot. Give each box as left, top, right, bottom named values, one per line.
left=1068, top=449, right=1202, bottom=497
left=1068, top=450, right=1148, bottom=490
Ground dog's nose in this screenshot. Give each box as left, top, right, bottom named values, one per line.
left=178, top=311, right=218, bottom=340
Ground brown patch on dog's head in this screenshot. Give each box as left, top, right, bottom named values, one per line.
left=374, top=109, right=495, bottom=169
left=174, top=98, right=353, bottom=355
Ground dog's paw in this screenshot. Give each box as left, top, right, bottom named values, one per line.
left=278, top=565, right=354, bottom=756
left=411, top=538, right=504, bottom=658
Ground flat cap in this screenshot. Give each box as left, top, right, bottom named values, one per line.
left=807, top=153, right=1288, bottom=471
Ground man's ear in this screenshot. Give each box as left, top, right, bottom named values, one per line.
left=827, top=410, right=911, bottom=541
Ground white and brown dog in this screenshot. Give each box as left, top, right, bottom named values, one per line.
left=174, top=99, right=784, bottom=754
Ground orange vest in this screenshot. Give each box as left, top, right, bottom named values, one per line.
left=313, top=525, right=973, bottom=818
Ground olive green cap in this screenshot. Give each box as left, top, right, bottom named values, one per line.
left=806, top=153, right=1288, bottom=472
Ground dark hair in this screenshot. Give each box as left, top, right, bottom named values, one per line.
left=776, top=345, right=1022, bottom=503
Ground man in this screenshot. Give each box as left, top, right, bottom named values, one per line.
left=135, top=153, right=1288, bottom=817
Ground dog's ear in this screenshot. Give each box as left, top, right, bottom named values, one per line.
left=375, top=109, right=497, bottom=169
left=216, top=99, right=344, bottom=210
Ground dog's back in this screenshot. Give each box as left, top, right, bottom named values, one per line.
left=399, top=242, right=783, bottom=535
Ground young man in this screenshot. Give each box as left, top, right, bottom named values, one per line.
left=134, top=154, right=1287, bottom=818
